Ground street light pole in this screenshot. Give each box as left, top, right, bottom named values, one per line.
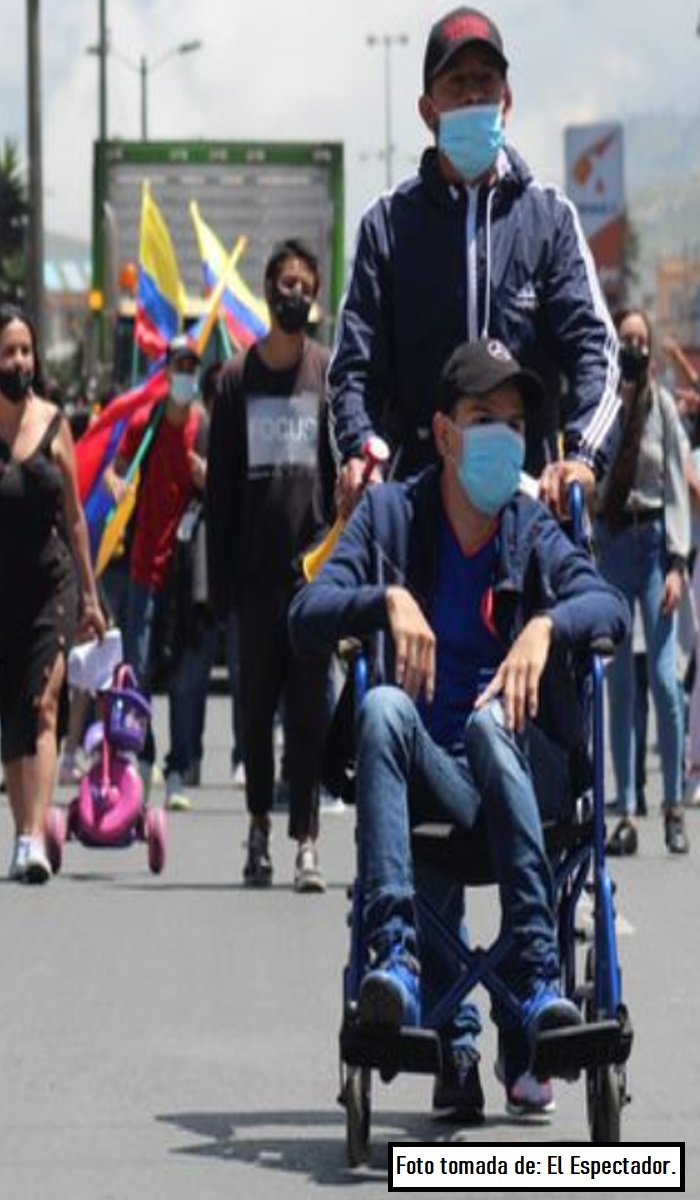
left=138, top=40, right=203, bottom=141
left=140, top=54, right=147, bottom=140
left=366, top=32, right=409, bottom=191
left=98, top=0, right=107, bottom=149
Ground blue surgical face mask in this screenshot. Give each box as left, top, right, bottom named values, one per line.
left=438, top=103, right=505, bottom=182
left=170, top=372, right=199, bottom=406
left=456, top=422, right=524, bottom=515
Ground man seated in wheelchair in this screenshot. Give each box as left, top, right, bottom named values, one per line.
left=289, top=338, right=629, bottom=1118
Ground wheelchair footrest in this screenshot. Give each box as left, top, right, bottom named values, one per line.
left=531, top=1013, right=633, bottom=1081
left=340, top=1019, right=440, bottom=1080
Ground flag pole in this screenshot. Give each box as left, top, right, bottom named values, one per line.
left=193, top=234, right=247, bottom=358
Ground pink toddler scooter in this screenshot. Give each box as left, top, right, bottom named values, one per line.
left=45, top=664, right=166, bottom=875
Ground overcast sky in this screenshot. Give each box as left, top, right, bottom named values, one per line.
left=4, top=0, right=700, bottom=251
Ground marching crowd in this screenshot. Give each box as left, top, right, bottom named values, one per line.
left=1, top=2, right=698, bottom=1125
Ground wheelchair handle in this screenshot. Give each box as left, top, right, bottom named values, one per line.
left=568, top=479, right=585, bottom=548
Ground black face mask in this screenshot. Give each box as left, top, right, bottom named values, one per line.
left=619, top=343, right=649, bottom=387
left=271, top=287, right=312, bottom=335
left=0, top=366, right=33, bottom=405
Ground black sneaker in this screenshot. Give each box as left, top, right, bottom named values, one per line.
left=243, top=825, right=273, bottom=886
left=432, top=1045, right=485, bottom=1124
left=664, top=808, right=690, bottom=855
left=606, top=817, right=638, bottom=857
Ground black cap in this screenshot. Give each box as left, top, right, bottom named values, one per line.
left=438, top=339, right=543, bottom=413
left=423, top=7, right=508, bottom=90
left=166, top=334, right=201, bottom=369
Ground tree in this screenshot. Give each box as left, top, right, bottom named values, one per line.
left=0, top=138, right=28, bottom=305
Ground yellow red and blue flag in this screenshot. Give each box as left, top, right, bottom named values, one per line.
left=190, top=202, right=269, bottom=348
left=135, top=183, right=184, bottom=359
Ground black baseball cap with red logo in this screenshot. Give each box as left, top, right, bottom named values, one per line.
left=437, top=339, right=543, bottom=414
left=423, top=7, right=508, bottom=90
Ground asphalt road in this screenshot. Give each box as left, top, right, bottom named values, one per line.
left=1, top=694, right=698, bottom=1199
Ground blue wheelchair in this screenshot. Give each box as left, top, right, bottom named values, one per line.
left=331, top=487, right=634, bottom=1166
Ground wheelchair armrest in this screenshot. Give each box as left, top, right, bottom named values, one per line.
left=569, top=479, right=586, bottom=546
left=337, top=637, right=364, bottom=664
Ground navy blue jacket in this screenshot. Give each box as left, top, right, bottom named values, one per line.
left=289, top=469, right=629, bottom=758
left=328, top=146, right=621, bottom=480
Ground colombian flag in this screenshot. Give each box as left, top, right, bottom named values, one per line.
left=135, top=183, right=184, bottom=359
left=190, top=201, right=269, bottom=348
left=76, top=366, right=170, bottom=562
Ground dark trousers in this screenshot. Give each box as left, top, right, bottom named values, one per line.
left=236, top=585, right=329, bottom=841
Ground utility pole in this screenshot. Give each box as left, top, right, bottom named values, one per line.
left=98, top=0, right=107, bottom=151
left=26, top=0, right=45, bottom=346
left=90, top=0, right=109, bottom=365
left=140, top=54, right=147, bottom=141
left=366, top=33, right=409, bottom=191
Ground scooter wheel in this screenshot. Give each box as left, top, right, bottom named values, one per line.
left=145, top=807, right=166, bottom=875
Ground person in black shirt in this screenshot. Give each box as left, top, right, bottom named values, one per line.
left=206, top=239, right=334, bottom=892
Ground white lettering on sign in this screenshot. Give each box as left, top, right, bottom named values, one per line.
left=246, top=392, right=319, bottom=472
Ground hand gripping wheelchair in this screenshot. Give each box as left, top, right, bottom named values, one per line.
left=329, top=486, right=633, bottom=1166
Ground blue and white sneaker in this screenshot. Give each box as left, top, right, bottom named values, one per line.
left=521, top=982, right=581, bottom=1044
left=358, top=951, right=421, bottom=1030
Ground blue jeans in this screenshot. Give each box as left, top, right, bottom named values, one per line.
left=355, top=686, right=572, bottom=1045
left=124, top=579, right=160, bottom=766
left=596, top=519, right=683, bottom=813
left=125, top=579, right=216, bottom=775
left=124, top=579, right=159, bottom=691
left=166, top=621, right=218, bottom=776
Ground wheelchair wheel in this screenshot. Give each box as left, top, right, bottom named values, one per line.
left=344, top=1065, right=371, bottom=1167
left=584, top=947, right=623, bottom=1144
left=146, top=807, right=166, bottom=875
left=587, top=1064, right=622, bottom=1144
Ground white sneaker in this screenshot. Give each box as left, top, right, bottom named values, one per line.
left=294, top=841, right=326, bottom=894
left=23, top=838, right=52, bottom=884
left=165, top=771, right=192, bottom=812
left=9, top=836, right=31, bottom=881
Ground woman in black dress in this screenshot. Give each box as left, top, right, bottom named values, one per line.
left=0, top=305, right=105, bottom=882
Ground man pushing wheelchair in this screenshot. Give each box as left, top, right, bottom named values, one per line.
left=289, top=339, right=629, bottom=1120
